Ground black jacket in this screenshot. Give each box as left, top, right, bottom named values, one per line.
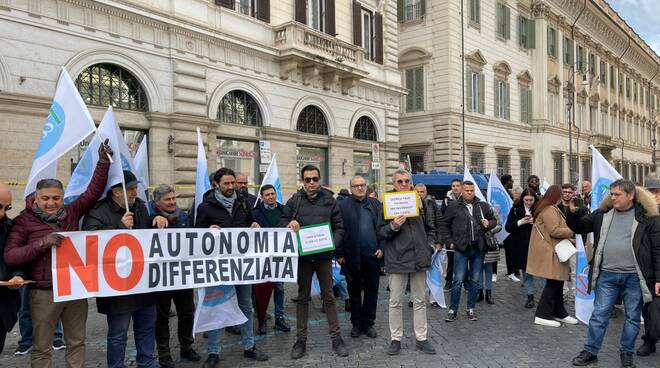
left=1, top=216, right=21, bottom=351
left=280, top=188, right=344, bottom=262
left=196, top=189, right=254, bottom=229
left=503, top=204, right=533, bottom=270
left=566, top=189, right=660, bottom=303
left=81, top=196, right=156, bottom=315
left=438, top=197, right=496, bottom=252
left=337, top=196, right=384, bottom=272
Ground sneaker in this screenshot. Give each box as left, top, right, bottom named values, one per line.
left=291, top=338, right=306, bottom=359
left=415, top=339, right=437, bottom=355
left=507, top=274, right=521, bottom=282
left=158, top=355, right=175, bottom=368
left=14, top=345, right=31, bottom=355
left=52, top=340, right=66, bottom=351
left=243, top=345, right=268, bottom=361
left=387, top=340, right=401, bottom=356
left=636, top=343, right=656, bottom=356
left=445, top=309, right=457, bottom=322
left=525, top=295, right=535, bottom=309
left=492, top=274, right=498, bottom=282
left=350, top=325, right=361, bottom=338
left=364, top=326, right=377, bottom=338
left=274, top=316, right=291, bottom=332
left=534, top=317, right=561, bottom=327
left=572, top=350, right=597, bottom=366
left=202, top=353, right=219, bottom=368
left=331, top=336, right=349, bottom=357
left=620, top=352, right=635, bottom=368
left=555, top=316, right=579, bottom=325
left=467, top=309, right=478, bottom=321
left=180, top=348, right=201, bottom=362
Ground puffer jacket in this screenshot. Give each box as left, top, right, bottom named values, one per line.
left=195, top=189, right=254, bottom=229
left=566, top=187, right=660, bottom=303
left=437, top=197, right=496, bottom=252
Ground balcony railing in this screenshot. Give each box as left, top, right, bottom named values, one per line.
left=274, top=22, right=365, bottom=66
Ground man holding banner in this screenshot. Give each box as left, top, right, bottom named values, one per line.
left=567, top=179, right=660, bottom=368
left=4, top=142, right=112, bottom=368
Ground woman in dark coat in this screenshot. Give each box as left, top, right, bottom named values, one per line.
left=504, top=188, right=539, bottom=308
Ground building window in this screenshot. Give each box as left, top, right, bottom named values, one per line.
left=405, top=66, right=424, bottom=112
left=496, top=3, right=510, bottom=40
left=308, top=0, right=324, bottom=32
left=576, top=103, right=586, bottom=129
left=519, top=16, right=535, bottom=49
left=548, top=92, right=559, bottom=124
left=76, top=63, right=148, bottom=111
left=353, top=116, right=377, bottom=141
left=402, top=0, right=423, bottom=22
left=218, top=90, right=262, bottom=126
left=495, top=79, right=510, bottom=119
left=217, top=138, right=261, bottom=192
left=467, top=71, right=485, bottom=114
left=469, top=0, right=480, bottom=25
left=362, top=9, right=374, bottom=61
left=297, top=105, right=328, bottom=135
left=236, top=0, right=253, bottom=16
left=589, top=106, right=597, bottom=131
left=470, top=151, right=485, bottom=173
left=600, top=61, right=607, bottom=85
left=626, top=77, right=631, bottom=99
left=588, top=53, right=596, bottom=75
left=553, top=154, right=564, bottom=185
left=582, top=158, right=591, bottom=181
left=563, top=37, right=574, bottom=65
left=610, top=65, right=615, bottom=90
left=577, top=46, right=586, bottom=73
left=297, top=146, right=328, bottom=185
left=520, top=85, right=532, bottom=124
left=409, top=153, right=425, bottom=173
left=547, top=27, right=557, bottom=58
left=634, top=82, right=638, bottom=103
left=496, top=154, right=510, bottom=177
left=520, top=156, right=532, bottom=185
left=601, top=109, right=608, bottom=134
left=353, top=151, right=374, bottom=184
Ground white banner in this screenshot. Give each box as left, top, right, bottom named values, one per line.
left=52, top=228, right=298, bottom=302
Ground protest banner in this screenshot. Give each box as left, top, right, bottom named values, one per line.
left=382, top=191, right=420, bottom=219
left=52, top=228, right=298, bottom=302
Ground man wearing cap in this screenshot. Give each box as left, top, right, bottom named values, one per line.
left=82, top=170, right=168, bottom=368
left=638, top=176, right=660, bottom=357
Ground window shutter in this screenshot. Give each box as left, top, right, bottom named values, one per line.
left=521, top=87, right=528, bottom=123
left=353, top=0, right=362, bottom=46
left=466, top=70, right=473, bottom=112
left=295, top=0, right=306, bottom=23
left=494, top=79, right=500, bottom=118
left=505, top=6, right=511, bottom=40
left=215, top=0, right=235, bottom=9
left=528, top=89, right=533, bottom=122
left=405, top=69, right=414, bottom=112
left=325, top=0, right=336, bottom=35
left=420, top=0, right=426, bottom=17
left=415, top=67, right=424, bottom=111
left=397, top=0, right=403, bottom=22
left=505, top=82, right=510, bottom=119
left=479, top=74, right=485, bottom=114
left=527, top=19, right=535, bottom=49
left=518, top=16, right=523, bottom=47
left=476, top=0, right=480, bottom=23
left=375, top=12, right=384, bottom=64
left=256, top=0, right=270, bottom=23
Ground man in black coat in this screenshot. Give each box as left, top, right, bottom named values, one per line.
left=195, top=168, right=268, bottom=368
left=236, top=173, right=257, bottom=208
left=639, top=177, right=660, bottom=357
left=281, top=164, right=348, bottom=359
left=337, top=176, right=383, bottom=339
left=82, top=171, right=167, bottom=368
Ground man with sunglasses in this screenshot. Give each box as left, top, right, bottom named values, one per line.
left=282, top=165, right=348, bottom=359
left=378, top=169, right=438, bottom=356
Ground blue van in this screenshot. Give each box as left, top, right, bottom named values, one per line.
left=412, top=171, right=489, bottom=202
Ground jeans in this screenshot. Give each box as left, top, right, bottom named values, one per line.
left=335, top=277, right=349, bottom=301
left=522, top=272, right=542, bottom=296
left=450, top=247, right=485, bottom=311
left=584, top=271, right=643, bottom=354
left=106, top=305, right=157, bottom=368
left=207, top=284, right=254, bottom=354
left=347, top=257, right=380, bottom=330
left=480, top=262, right=493, bottom=290
left=274, top=282, right=285, bottom=319
left=18, top=286, right=63, bottom=349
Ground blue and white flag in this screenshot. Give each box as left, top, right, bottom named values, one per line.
left=193, top=128, right=211, bottom=223
left=539, top=178, right=551, bottom=196
left=427, top=250, right=447, bottom=308
left=575, top=235, right=594, bottom=325
left=463, top=166, right=485, bottom=201
left=134, top=138, right=149, bottom=200
left=590, top=145, right=622, bottom=210
left=487, top=169, right=514, bottom=243
left=64, top=108, right=126, bottom=204
left=255, top=153, right=283, bottom=207
left=192, top=285, right=247, bottom=334
left=25, top=68, right=97, bottom=197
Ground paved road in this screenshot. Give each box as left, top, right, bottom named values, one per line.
left=1, top=263, right=656, bottom=367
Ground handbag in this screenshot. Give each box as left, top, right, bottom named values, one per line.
left=534, top=223, right=576, bottom=263
left=479, top=206, right=499, bottom=252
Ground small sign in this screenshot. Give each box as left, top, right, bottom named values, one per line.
left=371, top=161, right=380, bottom=170
left=382, top=191, right=420, bottom=219
left=296, top=222, right=335, bottom=256
left=259, top=163, right=269, bottom=173
left=259, top=140, right=272, bottom=163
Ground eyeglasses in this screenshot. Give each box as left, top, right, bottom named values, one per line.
left=303, top=177, right=320, bottom=183
left=562, top=191, right=573, bottom=195
left=396, top=179, right=411, bottom=184
left=351, top=184, right=367, bottom=189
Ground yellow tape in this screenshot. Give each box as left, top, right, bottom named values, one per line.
left=2, top=182, right=394, bottom=191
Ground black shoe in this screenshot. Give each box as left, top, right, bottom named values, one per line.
left=408, top=300, right=413, bottom=308
left=332, top=336, right=349, bottom=357
left=636, top=343, right=656, bottom=356
left=477, top=289, right=484, bottom=302
left=387, top=340, right=401, bottom=356
left=364, top=326, right=377, bottom=338
left=258, top=323, right=267, bottom=335
left=52, top=340, right=66, bottom=351
left=525, top=295, right=535, bottom=309
left=180, top=348, right=201, bottom=362
left=445, top=309, right=457, bottom=322
left=350, top=326, right=361, bottom=338
left=159, top=356, right=175, bottom=368
left=443, top=283, right=452, bottom=292
left=345, top=300, right=350, bottom=312
left=202, top=354, right=219, bottom=368
left=291, top=338, right=306, bottom=359
left=14, top=345, right=31, bottom=355
left=416, top=339, right=437, bottom=355
left=226, top=325, right=241, bottom=335
left=485, top=290, right=494, bottom=304
left=244, top=346, right=268, bottom=361
left=274, top=316, right=291, bottom=332
left=620, top=352, right=635, bottom=368
left=430, top=302, right=439, bottom=307
left=572, top=350, right=598, bottom=366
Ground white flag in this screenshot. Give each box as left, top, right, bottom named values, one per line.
left=134, top=138, right=150, bottom=200
left=487, top=169, right=514, bottom=243
left=255, top=153, right=283, bottom=207
left=590, top=145, right=622, bottom=209
left=25, top=68, right=97, bottom=197
left=463, top=166, right=486, bottom=201
left=540, top=178, right=551, bottom=196
left=193, top=285, right=247, bottom=334
left=427, top=250, right=447, bottom=308
left=575, top=235, right=594, bottom=325
left=194, top=128, right=211, bottom=223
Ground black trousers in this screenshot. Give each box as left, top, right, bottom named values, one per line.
left=0, top=324, right=7, bottom=355
left=504, top=245, right=516, bottom=275
left=445, top=251, right=455, bottom=283
left=346, top=256, right=380, bottom=330
left=155, top=289, right=195, bottom=358
left=641, top=302, right=658, bottom=345
left=535, top=279, right=568, bottom=320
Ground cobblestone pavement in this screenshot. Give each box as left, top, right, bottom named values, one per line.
left=1, top=264, right=657, bottom=367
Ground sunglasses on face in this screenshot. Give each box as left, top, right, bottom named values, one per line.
left=396, top=179, right=411, bottom=184
left=303, top=177, right=320, bottom=183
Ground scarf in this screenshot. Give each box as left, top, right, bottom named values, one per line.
left=32, top=202, right=66, bottom=223
left=214, top=189, right=237, bottom=213
left=154, top=205, right=184, bottom=225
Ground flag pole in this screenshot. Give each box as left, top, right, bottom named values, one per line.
left=254, top=153, right=276, bottom=208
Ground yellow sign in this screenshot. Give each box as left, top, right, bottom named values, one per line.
left=382, top=191, right=420, bottom=219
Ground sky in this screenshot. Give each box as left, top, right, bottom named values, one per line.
left=608, top=0, right=660, bottom=55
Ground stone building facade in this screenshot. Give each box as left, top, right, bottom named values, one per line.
left=398, top=0, right=659, bottom=186
left=0, top=0, right=403, bottom=210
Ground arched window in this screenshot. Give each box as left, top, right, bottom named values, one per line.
left=218, top=90, right=262, bottom=126
left=76, top=63, right=148, bottom=111
left=297, top=105, right=328, bottom=135
left=353, top=116, right=377, bottom=141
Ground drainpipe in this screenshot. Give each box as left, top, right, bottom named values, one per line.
left=568, top=0, right=587, bottom=185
